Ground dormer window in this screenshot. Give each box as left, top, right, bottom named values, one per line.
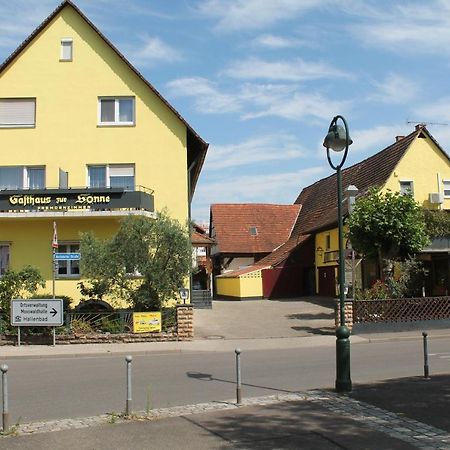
left=60, top=38, right=73, bottom=61
left=249, top=227, right=258, bottom=236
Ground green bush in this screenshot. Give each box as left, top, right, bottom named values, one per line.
left=70, top=319, right=93, bottom=334
left=100, top=317, right=123, bottom=334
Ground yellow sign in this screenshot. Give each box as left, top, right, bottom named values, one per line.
left=133, top=312, right=161, bottom=333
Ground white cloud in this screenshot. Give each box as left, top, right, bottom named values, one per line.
left=206, top=134, right=304, bottom=170
left=368, top=73, right=419, bottom=105
left=168, top=77, right=348, bottom=123
left=252, top=34, right=303, bottom=49
left=413, top=98, right=450, bottom=123
left=192, top=166, right=326, bottom=222
left=224, top=57, right=351, bottom=82
left=130, top=36, right=181, bottom=67
left=350, top=1, right=450, bottom=55
left=242, top=89, right=349, bottom=122
left=197, top=0, right=329, bottom=32
left=166, top=77, right=242, bottom=113
left=350, top=124, right=411, bottom=154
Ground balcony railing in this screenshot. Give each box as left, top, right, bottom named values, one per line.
left=0, top=185, right=154, bottom=213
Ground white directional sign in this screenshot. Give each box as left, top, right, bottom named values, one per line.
left=11, top=299, right=64, bottom=326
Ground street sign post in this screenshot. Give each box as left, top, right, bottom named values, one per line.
left=11, top=299, right=64, bottom=347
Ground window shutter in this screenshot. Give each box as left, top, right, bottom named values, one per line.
left=0, top=99, right=35, bottom=126
left=109, top=165, right=134, bottom=177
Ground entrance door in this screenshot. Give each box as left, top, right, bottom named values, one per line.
left=318, top=266, right=336, bottom=297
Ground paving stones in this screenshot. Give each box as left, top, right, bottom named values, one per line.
left=2, top=389, right=450, bottom=449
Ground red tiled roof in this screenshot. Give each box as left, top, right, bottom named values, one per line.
left=292, top=126, right=428, bottom=236
left=0, top=0, right=208, bottom=193
left=210, top=203, right=301, bottom=254
left=217, top=265, right=268, bottom=278
left=257, top=126, right=447, bottom=268
left=191, top=230, right=215, bottom=246
left=256, top=234, right=311, bottom=267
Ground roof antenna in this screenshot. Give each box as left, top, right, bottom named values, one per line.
left=406, top=120, right=448, bottom=127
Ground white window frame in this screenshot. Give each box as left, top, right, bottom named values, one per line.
left=60, top=38, right=73, bottom=61
left=399, top=180, right=414, bottom=196
left=0, top=98, right=36, bottom=128
left=98, top=97, right=135, bottom=126
left=443, top=180, right=450, bottom=198
left=23, top=166, right=45, bottom=189
left=56, top=242, right=80, bottom=279
left=0, top=165, right=45, bottom=190
left=87, top=164, right=135, bottom=190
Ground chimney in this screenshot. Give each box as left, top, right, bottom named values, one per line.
left=395, top=136, right=405, bottom=142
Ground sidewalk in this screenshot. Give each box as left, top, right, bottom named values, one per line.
left=2, top=327, right=450, bottom=360
left=2, top=382, right=449, bottom=449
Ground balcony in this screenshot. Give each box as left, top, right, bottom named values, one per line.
left=0, top=186, right=154, bottom=218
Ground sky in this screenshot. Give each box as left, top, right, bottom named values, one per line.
left=1, top=0, right=450, bottom=224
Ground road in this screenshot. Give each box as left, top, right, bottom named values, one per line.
left=4, top=336, right=450, bottom=424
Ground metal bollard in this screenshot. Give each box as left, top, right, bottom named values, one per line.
left=125, top=356, right=133, bottom=416
left=422, top=332, right=430, bottom=379
left=235, top=348, right=242, bottom=405
left=1, top=364, right=9, bottom=433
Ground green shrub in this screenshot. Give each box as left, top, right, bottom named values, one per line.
left=70, top=319, right=93, bottom=334
left=100, top=317, right=123, bottom=334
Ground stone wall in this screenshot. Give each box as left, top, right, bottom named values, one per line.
left=334, top=300, right=354, bottom=331
left=0, top=304, right=194, bottom=345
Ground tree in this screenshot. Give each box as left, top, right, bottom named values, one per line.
left=0, top=265, right=45, bottom=313
left=423, top=209, right=450, bottom=238
left=80, top=212, right=191, bottom=311
left=346, top=188, right=429, bottom=279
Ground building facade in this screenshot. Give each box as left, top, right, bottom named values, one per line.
left=0, top=1, right=207, bottom=304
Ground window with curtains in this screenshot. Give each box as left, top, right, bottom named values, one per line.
left=0, top=98, right=36, bottom=128
left=56, top=243, right=80, bottom=277
left=88, top=164, right=135, bottom=190
left=0, top=245, right=10, bottom=275
left=0, top=166, right=45, bottom=190
left=443, top=180, right=450, bottom=197
left=98, top=97, right=134, bottom=125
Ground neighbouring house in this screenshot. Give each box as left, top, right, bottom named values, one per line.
left=209, top=203, right=301, bottom=299
left=0, top=1, right=207, bottom=306
left=216, top=125, right=450, bottom=300
left=191, top=223, right=215, bottom=292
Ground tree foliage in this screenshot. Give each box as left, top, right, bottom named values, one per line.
left=346, top=188, right=429, bottom=276
left=80, top=212, right=191, bottom=311
left=423, top=209, right=450, bottom=238
left=0, top=265, right=45, bottom=313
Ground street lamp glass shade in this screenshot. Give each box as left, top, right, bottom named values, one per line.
left=323, top=124, right=353, bottom=152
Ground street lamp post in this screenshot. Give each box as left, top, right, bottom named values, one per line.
left=323, top=115, right=353, bottom=393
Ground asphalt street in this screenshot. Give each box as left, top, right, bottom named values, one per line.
left=4, top=334, right=450, bottom=425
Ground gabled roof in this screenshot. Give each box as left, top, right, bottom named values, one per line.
left=192, top=230, right=215, bottom=246
left=260, top=125, right=447, bottom=268
left=292, top=125, right=437, bottom=236
left=210, top=203, right=301, bottom=254
left=256, top=234, right=311, bottom=267
left=0, top=0, right=208, bottom=194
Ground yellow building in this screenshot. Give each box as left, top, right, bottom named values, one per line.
left=0, top=1, right=207, bottom=305
left=216, top=126, right=450, bottom=299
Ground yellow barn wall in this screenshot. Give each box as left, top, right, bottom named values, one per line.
left=239, top=272, right=263, bottom=298
left=383, top=135, right=450, bottom=210
left=216, top=277, right=241, bottom=298
left=0, top=7, right=188, bottom=222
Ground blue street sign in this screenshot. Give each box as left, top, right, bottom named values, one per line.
left=54, top=253, right=81, bottom=261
